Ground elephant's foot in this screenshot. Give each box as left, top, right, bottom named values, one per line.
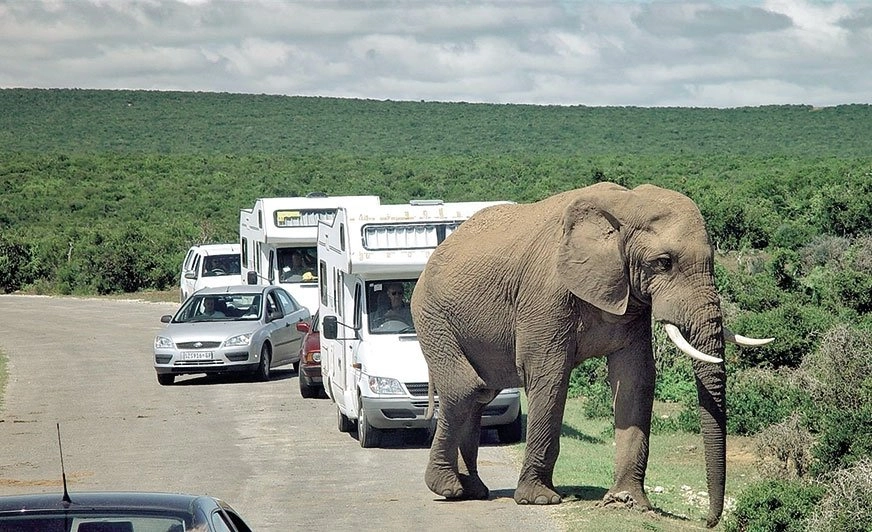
left=514, top=479, right=562, bottom=505
left=425, top=465, right=490, bottom=500
left=598, top=488, right=652, bottom=511
left=426, top=463, right=463, bottom=499
left=459, top=473, right=489, bottom=500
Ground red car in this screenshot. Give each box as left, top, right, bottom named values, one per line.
left=296, top=312, right=324, bottom=398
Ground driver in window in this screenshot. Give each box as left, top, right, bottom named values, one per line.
left=376, top=283, right=412, bottom=325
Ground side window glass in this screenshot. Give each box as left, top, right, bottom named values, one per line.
left=276, top=290, right=297, bottom=312
left=267, top=292, right=280, bottom=315
left=319, top=261, right=328, bottom=305
left=353, top=283, right=362, bottom=335
left=192, top=255, right=201, bottom=277
left=210, top=510, right=234, bottom=532
left=268, top=250, right=276, bottom=283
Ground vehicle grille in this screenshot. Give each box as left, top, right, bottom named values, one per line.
left=405, top=382, right=430, bottom=396
left=175, top=360, right=224, bottom=366
left=176, top=341, right=222, bottom=349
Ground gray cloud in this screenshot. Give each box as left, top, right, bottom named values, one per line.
left=0, top=0, right=869, bottom=107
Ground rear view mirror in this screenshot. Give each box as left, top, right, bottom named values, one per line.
left=296, top=321, right=311, bottom=333
left=247, top=271, right=258, bottom=285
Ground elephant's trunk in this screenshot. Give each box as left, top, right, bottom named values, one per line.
left=688, top=313, right=727, bottom=528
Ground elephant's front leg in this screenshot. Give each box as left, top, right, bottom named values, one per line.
left=602, top=343, right=655, bottom=511
left=515, top=353, right=569, bottom=505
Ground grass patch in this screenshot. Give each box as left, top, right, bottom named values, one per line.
left=512, top=395, right=760, bottom=531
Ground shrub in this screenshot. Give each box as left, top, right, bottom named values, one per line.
left=724, top=479, right=825, bottom=532
left=799, top=325, right=872, bottom=476
left=726, top=368, right=809, bottom=436
left=805, top=459, right=872, bottom=532
left=754, top=413, right=815, bottom=480
left=0, top=232, right=33, bottom=293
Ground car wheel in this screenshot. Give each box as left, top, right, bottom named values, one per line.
left=496, top=409, right=523, bottom=444
left=255, top=344, right=271, bottom=382
left=157, top=373, right=174, bottom=386
left=337, top=406, right=354, bottom=433
left=357, top=401, right=380, bottom=448
left=299, top=372, right=317, bottom=399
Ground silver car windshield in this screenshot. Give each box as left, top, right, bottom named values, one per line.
left=175, top=294, right=262, bottom=323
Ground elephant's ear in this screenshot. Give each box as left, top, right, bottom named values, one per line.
left=557, top=198, right=629, bottom=315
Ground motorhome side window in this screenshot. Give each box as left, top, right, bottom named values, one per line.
left=353, top=284, right=363, bottom=333
left=367, top=280, right=416, bottom=334
left=319, top=261, right=328, bottom=305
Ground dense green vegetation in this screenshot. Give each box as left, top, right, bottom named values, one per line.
left=2, top=88, right=871, bottom=528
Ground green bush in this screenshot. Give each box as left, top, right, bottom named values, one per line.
left=725, top=479, right=826, bottom=532
left=0, top=232, right=33, bottom=293
left=726, top=368, right=809, bottom=436
left=732, top=302, right=838, bottom=369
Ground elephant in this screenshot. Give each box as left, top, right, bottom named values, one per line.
left=410, top=182, right=772, bottom=527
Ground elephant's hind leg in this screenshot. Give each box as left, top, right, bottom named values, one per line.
left=425, top=373, right=492, bottom=500
left=456, top=396, right=491, bottom=500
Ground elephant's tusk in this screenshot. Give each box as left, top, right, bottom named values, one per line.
left=663, top=323, right=723, bottom=364
left=723, top=327, right=774, bottom=346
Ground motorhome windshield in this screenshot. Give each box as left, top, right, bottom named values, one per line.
left=278, top=247, right=317, bottom=283
left=367, top=280, right=416, bottom=334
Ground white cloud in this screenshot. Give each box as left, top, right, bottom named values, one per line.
left=0, top=0, right=869, bottom=107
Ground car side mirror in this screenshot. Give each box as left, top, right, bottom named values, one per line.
left=323, top=315, right=338, bottom=339
left=184, top=271, right=197, bottom=280
left=268, top=310, right=284, bottom=322
left=246, top=271, right=258, bottom=285
left=296, top=321, right=311, bottom=333
left=160, top=315, right=172, bottom=323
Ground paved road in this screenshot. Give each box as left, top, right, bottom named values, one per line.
left=0, top=295, right=560, bottom=531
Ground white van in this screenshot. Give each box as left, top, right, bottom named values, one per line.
left=179, top=243, right=242, bottom=303
left=239, top=194, right=380, bottom=313
left=318, top=200, right=522, bottom=448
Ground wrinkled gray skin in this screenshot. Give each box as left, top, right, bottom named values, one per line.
left=411, top=183, right=727, bottom=527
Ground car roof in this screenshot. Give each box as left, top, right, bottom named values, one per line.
left=193, top=285, right=270, bottom=296
left=0, top=491, right=214, bottom=514
left=190, top=243, right=240, bottom=256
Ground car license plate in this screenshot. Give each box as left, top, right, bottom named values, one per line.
left=182, top=351, right=213, bottom=361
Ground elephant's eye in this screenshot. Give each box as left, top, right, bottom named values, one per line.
left=653, top=256, right=673, bottom=273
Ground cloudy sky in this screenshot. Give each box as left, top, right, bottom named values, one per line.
left=2, top=0, right=870, bottom=108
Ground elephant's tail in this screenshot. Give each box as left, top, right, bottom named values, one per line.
left=424, top=371, right=435, bottom=420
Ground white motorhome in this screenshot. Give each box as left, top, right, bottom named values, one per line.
left=318, top=200, right=522, bottom=448
left=239, top=194, right=380, bottom=312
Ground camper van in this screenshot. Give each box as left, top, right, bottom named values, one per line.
left=239, top=194, right=380, bottom=312
left=318, top=200, right=522, bottom=448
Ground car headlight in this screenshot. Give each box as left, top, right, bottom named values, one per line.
left=154, top=336, right=174, bottom=349
left=368, top=376, right=405, bottom=395
left=224, top=333, right=252, bottom=347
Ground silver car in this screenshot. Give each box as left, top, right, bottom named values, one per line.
left=154, top=285, right=310, bottom=385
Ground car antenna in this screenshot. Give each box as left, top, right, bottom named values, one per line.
left=57, top=423, right=72, bottom=506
